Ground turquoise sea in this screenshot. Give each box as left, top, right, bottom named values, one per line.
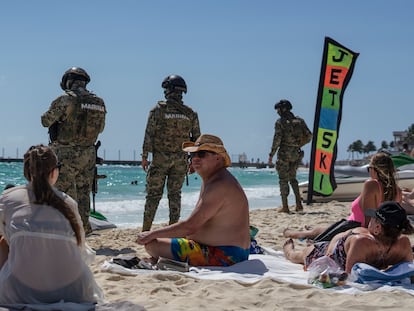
left=0, top=162, right=309, bottom=228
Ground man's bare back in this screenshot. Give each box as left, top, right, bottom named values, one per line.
left=187, top=168, right=250, bottom=248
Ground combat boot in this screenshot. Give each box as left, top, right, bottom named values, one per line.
left=278, top=196, right=290, bottom=213
left=294, top=193, right=303, bottom=212
left=295, top=201, right=303, bottom=212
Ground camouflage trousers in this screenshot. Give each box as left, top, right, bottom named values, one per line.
left=52, top=144, right=95, bottom=233
left=142, top=152, right=188, bottom=231
left=276, top=147, right=303, bottom=205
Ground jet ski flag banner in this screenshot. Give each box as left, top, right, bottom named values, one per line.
left=307, top=37, right=359, bottom=202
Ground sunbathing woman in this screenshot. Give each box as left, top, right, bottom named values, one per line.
left=284, top=152, right=402, bottom=242
left=283, top=201, right=413, bottom=274
left=0, top=145, right=103, bottom=304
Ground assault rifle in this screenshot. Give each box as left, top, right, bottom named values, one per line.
left=185, top=132, right=197, bottom=186
left=92, top=140, right=107, bottom=213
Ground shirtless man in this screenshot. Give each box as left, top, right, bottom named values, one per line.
left=136, top=134, right=251, bottom=266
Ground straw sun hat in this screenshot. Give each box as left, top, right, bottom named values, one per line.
left=182, top=134, right=231, bottom=168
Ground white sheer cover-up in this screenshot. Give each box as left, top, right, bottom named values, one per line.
left=0, top=185, right=104, bottom=304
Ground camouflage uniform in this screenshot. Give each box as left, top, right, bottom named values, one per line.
left=269, top=111, right=312, bottom=212
left=41, top=89, right=106, bottom=233
left=142, top=98, right=200, bottom=231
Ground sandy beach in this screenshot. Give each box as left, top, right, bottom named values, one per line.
left=87, top=202, right=414, bottom=310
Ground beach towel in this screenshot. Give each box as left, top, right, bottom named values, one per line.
left=101, top=247, right=414, bottom=295
left=351, top=261, right=414, bottom=286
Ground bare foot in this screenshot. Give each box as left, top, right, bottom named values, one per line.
left=283, top=238, right=294, bottom=248
left=283, top=238, right=295, bottom=257
left=283, top=228, right=292, bottom=237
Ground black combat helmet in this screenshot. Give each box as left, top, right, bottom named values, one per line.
left=274, top=99, right=292, bottom=111
left=60, top=67, right=91, bottom=90
left=161, top=74, right=187, bottom=94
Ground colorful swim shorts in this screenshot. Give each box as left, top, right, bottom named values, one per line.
left=171, top=238, right=249, bottom=266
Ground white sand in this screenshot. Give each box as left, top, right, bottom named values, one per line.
left=87, top=202, right=414, bottom=311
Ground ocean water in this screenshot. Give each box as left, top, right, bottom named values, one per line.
left=0, top=162, right=309, bottom=228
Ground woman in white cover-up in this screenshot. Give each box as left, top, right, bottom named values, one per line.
left=0, top=144, right=103, bottom=304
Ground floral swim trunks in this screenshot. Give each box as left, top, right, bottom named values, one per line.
left=171, top=238, right=249, bottom=266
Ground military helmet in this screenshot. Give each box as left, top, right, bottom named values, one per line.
left=274, top=99, right=292, bottom=111
left=60, top=67, right=91, bottom=90
left=161, top=74, right=187, bottom=94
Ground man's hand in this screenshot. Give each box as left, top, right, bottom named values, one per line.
left=141, top=157, right=149, bottom=172
left=136, top=231, right=153, bottom=245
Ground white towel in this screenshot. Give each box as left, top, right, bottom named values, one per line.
left=101, top=247, right=414, bottom=295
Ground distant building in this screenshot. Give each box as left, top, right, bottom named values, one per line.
left=238, top=152, right=248, bottom=168
left=239, top=152, right=248, bottom=163
left=393, top=130, right=411, bottom=152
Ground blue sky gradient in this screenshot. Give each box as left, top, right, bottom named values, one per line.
left=1, top=0, right=413, bottom=162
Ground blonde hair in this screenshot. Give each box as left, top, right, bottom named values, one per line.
left=370, top=152, right=398, bottom=202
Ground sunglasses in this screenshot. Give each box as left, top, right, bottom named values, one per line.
left=189, top=150, right=216, bottom=159
left=366, top=166, right=375, bottom=173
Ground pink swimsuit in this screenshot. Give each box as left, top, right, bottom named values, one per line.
left=348, top=180, right=382, bottom=227
left=347, top=196, right=365, bottom=226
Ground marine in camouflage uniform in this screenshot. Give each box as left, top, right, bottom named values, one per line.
left=141, top=74, right=200, bottom=231
left=268, top=99, right=312, bottom=213
left=41, top=67, right=106, bottom=233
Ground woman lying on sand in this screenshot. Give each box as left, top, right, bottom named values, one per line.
left=283, top=201, right=413, bottom=274
left=284, top=152, right=401, bottom=242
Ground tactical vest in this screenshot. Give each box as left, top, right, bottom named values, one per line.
left=57, top=93, right=106, bottom=146
left=279, top=116, right=311, bottom=148
left=152, top=101, right=197, bottom=153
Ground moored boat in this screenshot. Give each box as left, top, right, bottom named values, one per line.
left=300, top=171, right=414, bottom=203
left=300, top=153, right=414, bottom=203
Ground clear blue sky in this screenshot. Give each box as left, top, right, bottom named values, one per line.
left=1, top=0, right=413, bottom=162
